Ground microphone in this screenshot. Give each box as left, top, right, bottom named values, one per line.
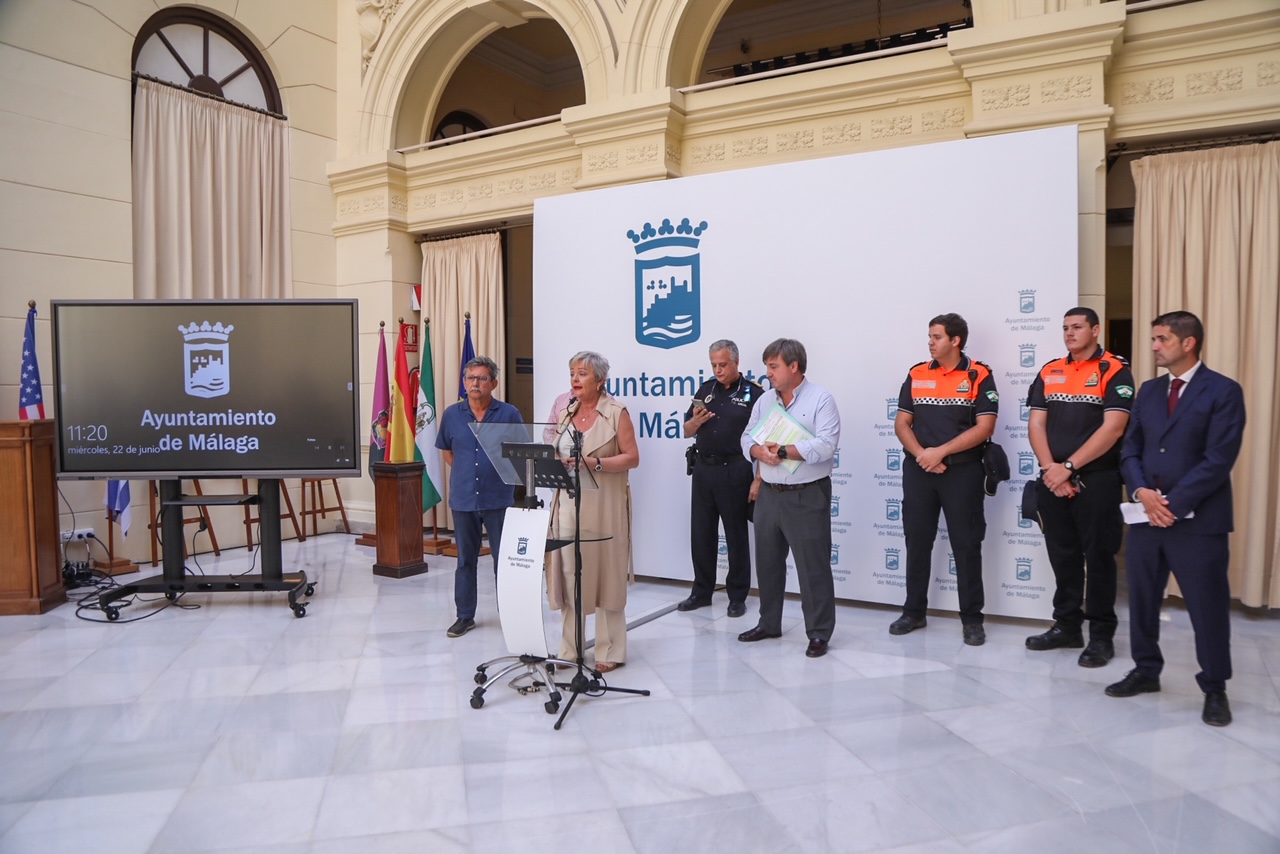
left=567, top=396, right=580, bottom=415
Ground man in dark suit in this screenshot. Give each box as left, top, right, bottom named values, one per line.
left=1107, top=311, right=1245, bottom=727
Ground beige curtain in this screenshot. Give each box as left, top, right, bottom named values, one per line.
left=1131, top=141, right=1280, bottom=607
left=421, top=233, right=507, bottom=521
left=132, top=78, right=292, bottom=299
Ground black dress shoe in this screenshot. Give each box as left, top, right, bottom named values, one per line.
left=1026, top=625, right=1084, bottom=651
left=889, top=615, right=926, bottom=635
left=1078, top=639, right=1115, bottom=668
left=805, top=638, right=828, bottom=658
left=676, top=595, right=711, bottom=612
left=446, top=618, right=475, bottom=638
left=1202, top=691, right=1232, bottom=726
left=1105, top=669, right=1161, bottom=697
left=963, top=624, right=986, bottom=646
left=738, top=625, right=781, bottom=642
left=726, top=601, right=747, bottom=618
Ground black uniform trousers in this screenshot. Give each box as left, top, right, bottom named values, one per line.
left=752, top=477, right=835, bottom=641
left=1035, top=468, right=1123, bottom=640
left=1126, top=524, right=1232, bottom=693
left=689, top=456, right=754, bottom=604
left=902, top=459, right=985, bottom=624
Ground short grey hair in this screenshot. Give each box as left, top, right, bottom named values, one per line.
left=708, top=339, right=739, bottom=361
left=465, top=356, right=498, bottom=382
left=569, top=350, right=609, bottom=384
left=762, top=338, right=806, bottom=374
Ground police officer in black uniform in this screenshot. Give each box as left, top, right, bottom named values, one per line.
left=679, top=339, right=763, bottom=617
left=892, top=313, right=999, bottom=646
left=1026, top=306, right=1134, bottom=667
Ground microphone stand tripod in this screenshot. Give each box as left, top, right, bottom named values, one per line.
left=552, top=419, right=649, bottom=730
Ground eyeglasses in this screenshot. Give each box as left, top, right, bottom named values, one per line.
left=463, top=375, right=492, bottom=384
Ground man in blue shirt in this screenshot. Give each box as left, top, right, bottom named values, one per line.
left=435, top=356, right=522, bottom=638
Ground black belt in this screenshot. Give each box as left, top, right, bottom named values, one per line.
left=765, top=476, right=829, bottom=492
left=698, top=452, right=743, bottom=465
left=907, top=449, right=982, bottom=465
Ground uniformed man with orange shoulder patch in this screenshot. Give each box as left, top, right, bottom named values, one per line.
left=891, top=313, right=998, bottom=646
left=1025, top=306, right=1134, bottom=667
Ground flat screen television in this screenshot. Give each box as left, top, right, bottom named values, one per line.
left=52, top=299, right=362, bottom=480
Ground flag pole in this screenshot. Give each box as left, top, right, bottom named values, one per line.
left=420, top=316, right=452, bottom=555
left=93, top=505, right=136, bottom=576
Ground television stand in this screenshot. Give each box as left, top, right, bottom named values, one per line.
left=97, top=478, right=312, bottom=619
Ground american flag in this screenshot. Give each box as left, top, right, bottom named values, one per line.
left=18, top=305, right=45, bottom=420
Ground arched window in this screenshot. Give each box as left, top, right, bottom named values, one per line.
left=133, top=7, right=283, bottom=116
left=432, top=110, right=489, bottom=144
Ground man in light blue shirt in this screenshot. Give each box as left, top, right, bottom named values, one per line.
left=435, top=356, right=522, bottom=638
left=738, top=338, right=841, bottom=657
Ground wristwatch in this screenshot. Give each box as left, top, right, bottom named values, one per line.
left=778, top=446, right=788, bottom=460
left=594, top=457, right=603, bottom=472
left=1063, top=460, right=1075, bottom=472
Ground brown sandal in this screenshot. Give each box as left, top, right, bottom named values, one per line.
left=595, top=661, right=625, bottom=673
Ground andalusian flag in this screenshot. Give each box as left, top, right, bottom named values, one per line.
left=388, top=322, right=417, bottom=463
left=415, top=321, right=443, bottom=511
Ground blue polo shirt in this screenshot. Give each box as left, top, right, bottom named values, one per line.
left=435, top=398, right=522, bottom=512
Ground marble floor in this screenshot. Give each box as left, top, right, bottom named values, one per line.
left=1, top=533, right=1278, bottom=853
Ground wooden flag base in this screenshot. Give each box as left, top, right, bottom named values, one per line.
left=370, top=461, right=428, bottom=578
left=354, top=532, right=378, bottom=548
left=92, top=557, right=138, bottom=576
left=423, top=536, right=452, bottom=555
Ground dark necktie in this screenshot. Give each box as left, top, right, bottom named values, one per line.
left=1168, top=377, right=1185, bottom=416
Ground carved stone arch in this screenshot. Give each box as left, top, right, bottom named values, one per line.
left=359, top=0, right=609, bottom=154
left=628, top=0, right=737, bottom=92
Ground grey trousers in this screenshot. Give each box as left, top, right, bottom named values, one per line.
left=752, top=477, right=835, bottom=642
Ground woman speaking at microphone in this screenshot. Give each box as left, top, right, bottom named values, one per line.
left=546, top=351, right=639, bottom=673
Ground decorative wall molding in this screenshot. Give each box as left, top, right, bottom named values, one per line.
left=921, top=107, right=965, bottom=132
left=871, top=115, right=913, bottom=139
left=529, top=171, right=558, bottom=190
left=980, top=83, right=1031, bottom=111
left=776, top=129, right=815, bottom=152
left=1187, top=67, right=1244, bottom=97
left=665, top=142, right=682, bottom=167
left=1261, top=61, right=1280, bottom=87
left=1121, top=77, right=1175, bottom=105
left=625, top=143, right=659, bottom=165
left=467, top=183, right=494, bottom=200
left=821, top=122, right=862, bottom=146
left=586, top=150, right=619, bottom=172
left=732, top=136, right=769, bottom=158
left=691, top=142, right=726, bottom=164
left=356, top=0, right=403, bottom=79
left=1041, top=75, right=1092, bottom=103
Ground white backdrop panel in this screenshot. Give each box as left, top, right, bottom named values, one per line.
left=533, top=125, right=1078, bottom=619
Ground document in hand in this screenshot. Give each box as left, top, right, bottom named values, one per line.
left=749, top=402, right=816, bottom=474
left=1120, top=500, right=1194, bottom=525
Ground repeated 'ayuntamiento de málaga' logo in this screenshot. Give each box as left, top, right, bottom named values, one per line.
left=1016, top=557, right=1033, bottom=581
left=180, top=321, right=233, bottom=399
left=886, top=398, right=899, bottom=420
left=948, top=553, right=957, bottom=576
left=517, top=537, right=529, bottom=556
left=1019, top=343, right=1038, bottom=369
left=830, top=544, right=840, bottom=567
left=1020, top=289, right=1037, bottom=314
left=886, top=448, right=901, bottom=471
left=1018, top=452, right=1036, bottom=477
left=1018, top=506, right=1034, bottom=529
left=628, top=217, right=706, bottom=350
left=885, top=498, right=901, bottom=522
left=884, top=548, right=900, bottom=571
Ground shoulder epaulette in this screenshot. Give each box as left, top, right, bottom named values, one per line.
left=910, top=360, right=929, bottom=370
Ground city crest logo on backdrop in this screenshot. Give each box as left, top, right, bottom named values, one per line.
left=1016, top=557, right=1033, bottom=581
left=180, top=321, right=234, bottom=399
left=1020, top=343, right=1037, bottom=368
left=628, top=217, right=707, bottom=350
left=884, top=548, right=900, bottom=571
left=1020, top=289, right=1037, bottom=314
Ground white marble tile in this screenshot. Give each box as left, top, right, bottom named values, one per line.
left=312, top=827, right=472, bottom=854
left=883, top=756, right=1072, bottom=836
left=994, top=742, right=1188, bottom=814
left=827, top=712, right=984, bottom=772
left=193, top=730, right=340, bottom=785
left=757, top=777, right=950, bottom=852
left=714, top=724, right=873, bottom=790
left=312, top=766, right=468, bottom=839
left=1197, top=776, right=1280, bottom=837
left=331, top=719, right=463, bottom=774
left=1, top=789, right=183, bottom=854
left=678, top=686, right=813, bottom=737
left=619, top=792, right=798, bottom=854
left=927, top=699, right=1090, bottom=755
left=45, top=737, right=216, bottom=798
left=222, top=689, right=352, bottom=734
left=467, top=808, right=632, bottom=854
left=787, top=677, right=919, bottom=724
left=1090, top=793, right=1280, bottom=854
left=151, top=778, right=326, bottom=851
left=139, top=664, right=263, bottom=701
left=1102, top=724, right=1280, bottom=792
left=575, top=697, right=705, bottom=750
left=593, top=740, right=747, bottom=808
left=876, top=669, right=1017, bottom=712
left=463, top=754, right=614, bottom=823
left=342, top=680, right=461, bottom=726
left=961, top=814, right=1143, bottom=853
left=246, top=657, right=360, bottom=695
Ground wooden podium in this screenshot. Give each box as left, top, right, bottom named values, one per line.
left=0, top=420, right=66, bottom=615
left=370, top=461, right=429, bottom=578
